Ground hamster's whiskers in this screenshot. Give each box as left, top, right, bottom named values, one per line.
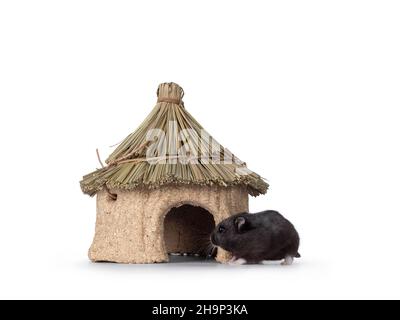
left=193, top=234, right=217, bottom=259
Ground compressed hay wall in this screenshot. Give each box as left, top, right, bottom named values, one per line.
left=89, top=185, right=248, bottom=263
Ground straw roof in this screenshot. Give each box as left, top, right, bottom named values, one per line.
left=80, top=83, right=268, bottom=197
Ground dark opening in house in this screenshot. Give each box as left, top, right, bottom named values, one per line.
left=164, top=204, right=216, bottom=258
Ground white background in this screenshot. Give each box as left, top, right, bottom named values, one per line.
left=1, top=0, right=399, bottom=300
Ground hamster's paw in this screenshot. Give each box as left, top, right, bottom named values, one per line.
left=281, top=256, right=294, bottom=266
left=229, top=258, right=247, bottom=265
left=228, top=256, right=237, bottom=264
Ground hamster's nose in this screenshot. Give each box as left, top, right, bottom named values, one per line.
left=211, top=232, right=217, bottom=245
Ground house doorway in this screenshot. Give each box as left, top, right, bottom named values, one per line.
left=164, top=204, right=216, bottom=259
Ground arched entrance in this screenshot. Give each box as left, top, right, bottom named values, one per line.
left=164, top=204, right=216, bottom=258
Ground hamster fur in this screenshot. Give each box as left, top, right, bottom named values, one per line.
left=211, top=210, right=300, bottom=265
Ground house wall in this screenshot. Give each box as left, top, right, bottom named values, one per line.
left=88, top=185, right=249, bottom=264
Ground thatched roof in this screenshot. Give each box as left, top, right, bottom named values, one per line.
left=80, top=83, right=268, bottom=197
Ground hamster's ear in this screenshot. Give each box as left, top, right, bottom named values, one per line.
left=234, top=216, right=247, bottom=233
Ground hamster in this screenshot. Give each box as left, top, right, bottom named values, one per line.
left=211, top=210, right=300, bottom=265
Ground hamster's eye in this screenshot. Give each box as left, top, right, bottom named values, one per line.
left=218, top=226, right=225, bottom=233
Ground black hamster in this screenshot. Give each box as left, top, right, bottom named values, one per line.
left=211, top=210, right=300, bottom=265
